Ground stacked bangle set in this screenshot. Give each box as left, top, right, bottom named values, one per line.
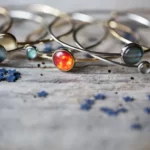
left=0, top=4, right=150, bottom=73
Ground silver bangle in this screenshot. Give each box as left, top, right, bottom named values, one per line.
left=48, top=11, right=150, bottom=73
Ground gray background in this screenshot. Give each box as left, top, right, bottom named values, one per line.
left=1, top=0, right=150, bottom=11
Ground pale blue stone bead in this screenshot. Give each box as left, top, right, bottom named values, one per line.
left=26, top=46, right=37, bottom=60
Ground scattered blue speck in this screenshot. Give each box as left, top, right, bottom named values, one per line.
left=6, top=75, right=16, bottom=82
left=100, top=107, right=128, bottom=116
left=38, top=91, right=48, bottom=97
left=123, top=96, right=134, bottom=102
left=85, top=99, right=95, bottom=105
left=144, top=107, right=150, bottom=114
left=8, top=69, right=17, bottom=76
left=0, top=69, right=22, bottom=82
left=117, top=108, right=128, bottom=113
left=14, top=72, right=21, bottom=79
left=148, top=95, right=150, bottom=100
left=0, top=68, right=7, bottom=75
left=131, top=123, right=142, bottom=130
left=94, top=94, right=106, bottom=100
left=100, top=107, right=118, bottom=116
left=80, top=103, right=92, bottom=111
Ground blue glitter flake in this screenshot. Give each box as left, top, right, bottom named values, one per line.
left=37, top=91, right=48, bottom=97
left=85, top=99, right=95, bottom=105
left=131, top=123, right=142, bottom=130
left=8, top=69, right=17, bottom=76
left=94, top=94, right=106, bottom=100
left=0, top=68, right=7, bottom=75
left=0, top=68, right=21, bottom=82
left=80, top=103, right=92, bottom=111
left=117, top=108, right=128, bottom=113
left=123, top=96, right=134, bottom=102
left=14, top=72, right=21, bottom=79
left=6, top=75, right=16, bottom=82
left=148, top=95, right=150, bottom=100
left=100, top=107, right=128, bottom=116
left=80, top=99, right=94, bottom=111
left=100, top=107, right=118, bottom=116
left=144, top=107, right=150, bottom=114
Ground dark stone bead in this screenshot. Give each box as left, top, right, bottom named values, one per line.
left=121, top=43, right=143, bottom=65
left=0, top=45, right=7, bottom=62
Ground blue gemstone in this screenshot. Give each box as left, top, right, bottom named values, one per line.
left=26, top=46, right=37, bottom=60
left=0, top=45, right=7, bottom=62
left=122, top=43, right=143, bottom=65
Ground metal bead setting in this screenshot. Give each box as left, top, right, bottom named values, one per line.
left=138, top=61, right=150, bottom=74
left=52, top=49, right=75, bottom=71
left=121, top=43, right=144, bottom=65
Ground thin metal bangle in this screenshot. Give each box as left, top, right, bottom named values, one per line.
left=108, top=12, right=150, bottom=52
left=0, top=10, right=52, bottom=63
left=48, top=13, right=150, bottom=73
left=25, top=4, right=69, bottom=42
left=0, top=10, right=106, bottom=70
left=7, top=7, right=73, bottom=45
left=73, top=20, right=139, bottom=56
left=50, top=10, right=118, bottom=57
left=0, top=7, right=12, bottom=33
left=26, top=6, right=115, bottom=51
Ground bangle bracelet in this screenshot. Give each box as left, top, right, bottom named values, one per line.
left=108, top=12, right=150, bottom=50
left=27, top=6, right=116, bottom=51
left=0, top=10, right=52, bottom=63
left=49, top=10, right=117, bottom=56
left=25, top=4, right=71, bottom=43
left=0, top=7, right=12, bottom=33
left=37, top=48, right=117, bottom=72
left=73, top=19, right=139, bottom=57
left=48, top=12, right=150, bottom=73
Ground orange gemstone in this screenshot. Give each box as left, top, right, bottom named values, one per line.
left=52, top=50, right=75, bottom=71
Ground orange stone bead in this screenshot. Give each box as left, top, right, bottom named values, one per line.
left=52, top=50, right=75, bottom=71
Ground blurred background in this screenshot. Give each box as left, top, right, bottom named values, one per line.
left=1, top=0, right=150, bottom=11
